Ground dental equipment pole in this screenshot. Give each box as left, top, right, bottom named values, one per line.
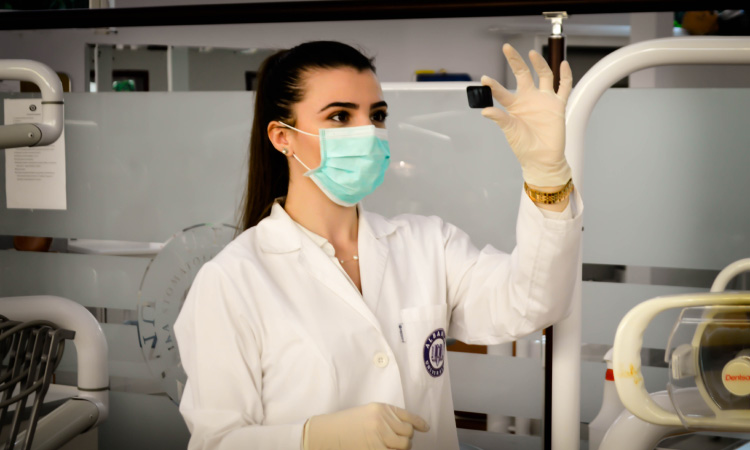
left=554, top=37, right=750, bottom=450
left=0, top=60, right=63, bottom=149
left=542, top=11, right=567, bottom=450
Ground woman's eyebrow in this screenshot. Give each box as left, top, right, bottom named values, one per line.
left=318, top=101, right=388, bottom=112
left=319, top=102, right=357, bottom=112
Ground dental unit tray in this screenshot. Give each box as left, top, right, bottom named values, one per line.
left=613, top=259, right=750, bottom=433
left=0, top=317, right=74, bottom=450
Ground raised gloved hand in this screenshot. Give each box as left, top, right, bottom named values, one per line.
left=302, top=402, right=430, bottom=450
left=481, top=43, right=573, bottom=187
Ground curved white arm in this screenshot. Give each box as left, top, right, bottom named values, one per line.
left=0, top=59, right=64, bottom=148
left=555, top=36, right=750, bottom=448
left=711, top=258, right=750, bottom=292
left=612, top=292, right=750, bottom=427
left=567, top=37, right=750, bottom=190
left=0, top=295, right=108, bottom=390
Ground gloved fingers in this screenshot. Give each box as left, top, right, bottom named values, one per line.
left=378, top=409, right=413, bottom=450
left=389, top=405, right=430, bottom=433
left=383, top=407, right=414, bottom=438
left=528, top=50, right=554, bottom=93
left=481, top=106, right=513, bottom=131
left=502, top=43, right=535, bottom=92
left=556, top=60, right=573, bottom=102
left=382, top=430, right=412, bottom=450
left=481, top=75, right=513, bottom=107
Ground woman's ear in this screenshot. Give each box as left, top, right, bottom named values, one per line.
left=267, top=121, right=291, bottom=153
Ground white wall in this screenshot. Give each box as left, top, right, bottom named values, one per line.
left=629, top=12, right=673, bottom=87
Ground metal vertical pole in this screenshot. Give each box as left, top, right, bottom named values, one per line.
left=542, top=11, right=567, bottom=450
left=167, top=45, right=174, bottom=92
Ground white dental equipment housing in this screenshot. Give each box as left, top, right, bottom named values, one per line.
left=611, top=259, right=750, bottom=436
left=0, top=60, right=63, bottom=149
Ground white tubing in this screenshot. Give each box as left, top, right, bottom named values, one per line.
left=0, top=59, right=64, bottom=146
left=555, top=36, right=750, bottom=449
left=0, top=296, right=108, bottom=390
left=551, top=257, right=582, bottom=447
left=711, top=258, right=750, bottom=292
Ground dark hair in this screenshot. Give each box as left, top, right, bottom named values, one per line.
left=237, top=41, right=376, bottom=232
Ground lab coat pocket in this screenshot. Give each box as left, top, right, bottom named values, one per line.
left=399, top=304, right=448, bottom=387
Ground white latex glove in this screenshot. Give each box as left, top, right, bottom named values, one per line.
left=481, top=43, right=573, bottom=187
left=302, top=402, right=430, bottom=450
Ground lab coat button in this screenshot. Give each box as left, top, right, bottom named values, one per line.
left=373, top=352, right=389, bottom=368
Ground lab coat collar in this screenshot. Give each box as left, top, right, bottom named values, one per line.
left=256, top=200, right=399, bottom=327
left=359, top=201, right=399, bottom=240
left=256, top=202, right=303, bottom=254
left=256, top=201, right=399, bottom=254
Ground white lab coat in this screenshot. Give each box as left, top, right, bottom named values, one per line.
left=174, top=190, right=583, bottom=450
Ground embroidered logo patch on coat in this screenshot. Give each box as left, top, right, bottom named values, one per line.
left=423, top=328, right=446, bottom=377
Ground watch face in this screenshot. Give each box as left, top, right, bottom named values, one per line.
left=137, top=223, right=235, bottom=404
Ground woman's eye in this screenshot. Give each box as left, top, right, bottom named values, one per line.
left=372, top=110, right=388, bottom=123
left=329, top=111, right=350, bottom=123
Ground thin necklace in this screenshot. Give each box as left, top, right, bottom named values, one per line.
left=338, top=255, right=359, bottom=264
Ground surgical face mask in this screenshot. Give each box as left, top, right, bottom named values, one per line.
left=279, top=121, right=390, bottom=207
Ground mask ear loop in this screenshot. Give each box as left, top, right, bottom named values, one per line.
left=278, top=121, right=318, bottom=137
left=278, top=121, right=317, bottom=172
left=292, top=153, right=313, bottom=172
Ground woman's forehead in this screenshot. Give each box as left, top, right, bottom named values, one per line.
left=299, top=67, right=383, bottom=106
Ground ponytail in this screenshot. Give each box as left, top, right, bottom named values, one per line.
left=237, top=50, right=292, bottom=232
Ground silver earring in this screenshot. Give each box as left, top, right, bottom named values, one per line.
left=282, top=148, right=289, bottom=155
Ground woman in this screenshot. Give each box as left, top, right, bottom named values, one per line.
left=175, top=40, right=582, bottom=450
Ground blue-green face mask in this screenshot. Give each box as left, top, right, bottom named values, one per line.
left=279, top=122, right=391, bottom=207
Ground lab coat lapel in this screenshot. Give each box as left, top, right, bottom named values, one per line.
left=358, top=205, right=398, bottom=316
left=258, top=201, right=396, bottom=335
left=297, top=239, right=383, bottom=334
left=358, top=216, right=388, bottom=315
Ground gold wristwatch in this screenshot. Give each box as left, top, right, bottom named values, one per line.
left=524, top=178, right=574, bottom=204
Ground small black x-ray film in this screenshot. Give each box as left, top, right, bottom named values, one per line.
left=466, top=85, right=493, bottom=108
